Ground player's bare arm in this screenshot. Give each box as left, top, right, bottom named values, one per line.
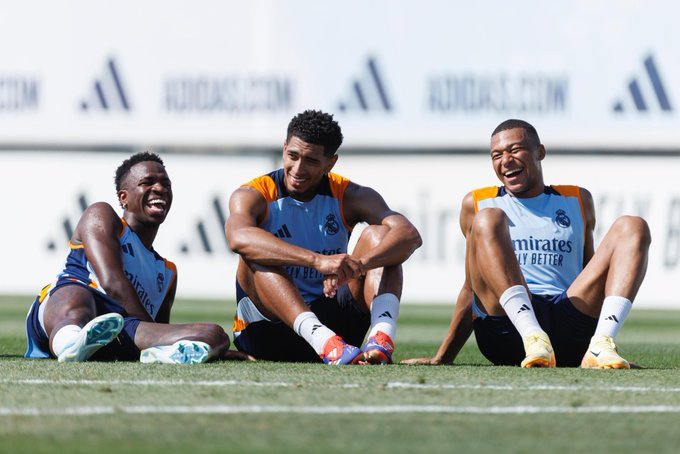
left=579, top=187, right=596, bottom=265
left=74, top=202, right=153, bottom=322
left=401, top=282, right=474, bottom=365
left=343, top=182, right=422, bottom=270
left=226, top=185, right=362, bottom=280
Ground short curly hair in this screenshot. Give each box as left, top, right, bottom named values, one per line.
left=114, top=151, right=165, bottom=191
left=491, top=119, right=541, bottom=148
left=286, top=110, right=343, bottom=157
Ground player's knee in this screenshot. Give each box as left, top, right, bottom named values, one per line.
left=194, top=323, right=230, bottom=351
left=613, top=215, right=652, bottom=247
left=357, top=225, right=390, bottom=248
left=471, top=208, right=509, bottom=234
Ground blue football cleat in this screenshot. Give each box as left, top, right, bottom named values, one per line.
left=362, top=331, right=394, bottom=365
left=320, top=336, right=363, bottom=365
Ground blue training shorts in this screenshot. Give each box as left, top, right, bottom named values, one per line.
left=472, top=291, right=598, bottom=367
left=233, top=284, right=370, bottom=362
left=25, top=281, right=142, bottom=361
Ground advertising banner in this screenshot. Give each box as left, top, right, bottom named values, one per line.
left=1, top=152, right=677, bottom=308
left=0, top=1, right=680, bottom=150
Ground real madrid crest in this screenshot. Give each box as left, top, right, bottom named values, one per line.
left=324, top=213, right=339, bottom=235
left=554, top=209, right=571, bottom=228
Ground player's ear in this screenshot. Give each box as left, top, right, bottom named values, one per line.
left=325, top=153, right=339, bottom=173
left=118, top=190, right=128, bottom=210
left=537, top=144, right=546, bottom=161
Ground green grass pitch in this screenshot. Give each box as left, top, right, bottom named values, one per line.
left=1, top=295, right=679, bottom=453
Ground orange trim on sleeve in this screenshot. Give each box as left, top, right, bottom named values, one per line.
left=162, top=259, right=178, bottom=302
left=67, top=217, right=126, bottom=250
left=119, top=217, right=128, bottom=237
left=244, top=175, right=279, bottom=203
left=244, top=175, right=278, bottom=227
left=327, top=172, right=351, bottom=230
left=67, top=240, right=84, bottom=250
left=552, top=185, right=586, bottom=223
left=471, top=186, right=500, bottom=213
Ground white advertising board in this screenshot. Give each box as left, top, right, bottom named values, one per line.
left=0, top=1, right=680, bottom=149
left=1, top=152, right=677, bottom=308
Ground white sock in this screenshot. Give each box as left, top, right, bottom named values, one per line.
left=499, top=285, right=544, bottom=338
left=293, top=311, right=336, bottom=355
left=594, top=296, right=632, bottom=338
left=367, top=293, right=400, bottom=342
left=51, top=324, right=81, bottom=357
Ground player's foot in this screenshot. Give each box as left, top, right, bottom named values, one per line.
left=58, top=313, right=124, bottom=362
left=140, top=340, right=211, bottom=364
left=320, top=335, right=363, bottom=365
left=580, top=335, right=630, bottom=369
left=361, top=331, right=394, bottom=365
left=521, top=331, right=556, bottom=368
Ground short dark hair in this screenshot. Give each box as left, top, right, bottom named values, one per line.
left=286, top=110, right=343, bottom=157
left=115, top=151, right=164, bottom=191
left=492, top=119, right=541, bottom=147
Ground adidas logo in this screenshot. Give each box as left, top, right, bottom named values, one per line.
left=274, top=224, right=292, bottom=239
left=605, top=315, right=620, bottom=323
left=327, top=347, right=340, bottom=361
left=517, top=304, right=531, bottom=314
left=180, top=195, right=231, bottom=255
left=338, top=57, right=393, bottom=113
left=378, top=311, right=393, bottom=319
left=80, top=57, right=131, bottom=112
left=613, top=55, right=672, bottom=113
left=121, top=243, right=135, bottom=257
left=46, top=193, right=89, bottom=251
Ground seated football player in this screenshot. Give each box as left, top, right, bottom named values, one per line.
left=226, top=110, right=422, bottom=364
left=402, top=119, right=650, bottom=368
left=25, top=152, right=251, bottom=363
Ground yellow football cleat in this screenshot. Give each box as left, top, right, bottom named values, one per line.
left=521, top=331, right=556, bottom=368
left=580, top=335, right=630, bottom=369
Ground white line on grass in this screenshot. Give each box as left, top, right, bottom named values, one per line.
left=2, top=405, right=680, bottom=416
left=2, top=379, right=680, bottom=394
left=0, top=379, right=289, bottom=387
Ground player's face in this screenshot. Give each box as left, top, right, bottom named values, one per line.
left=118, top=161, right=173, bottom=225
left=490, top=127, right=545, bottom=198
left=282, top=136, right=338, bottom=201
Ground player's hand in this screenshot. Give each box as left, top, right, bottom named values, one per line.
left=316, top=253, right=364, bottom=279
left=220, top=349, right=256, bottom=361
left=323, top=274, right=339, bottom=298
left=317, top=254, right=364, bottom=297
left=400, top=357, right=445, bottom=366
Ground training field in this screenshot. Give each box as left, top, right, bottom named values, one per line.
left=1, top=296, right=679, bottom=453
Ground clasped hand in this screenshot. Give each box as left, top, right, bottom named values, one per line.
left=316, top=253, right=365, bottom=298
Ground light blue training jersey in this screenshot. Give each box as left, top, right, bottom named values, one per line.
left=244, top=169, right=352, bottom=302
left=42, top=218, right=177, bottom=320
left=473, top=185, right=586, bottom=295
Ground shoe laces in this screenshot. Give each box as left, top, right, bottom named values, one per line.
left=368, top=331, right=394, bottom=353
left=593, top=336, right=623, bottom=354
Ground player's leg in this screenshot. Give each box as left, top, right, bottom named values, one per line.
left=42, top=285, right=124, bottom=362
left=236, top=259, right=362, bottom=365
left=467, top=208, right=555, bottom=367
left=347, top=225, right=402, bottom=364
left=134, top=321, right=231, bottom=364
left=568, top=215, right=651, bottom=368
